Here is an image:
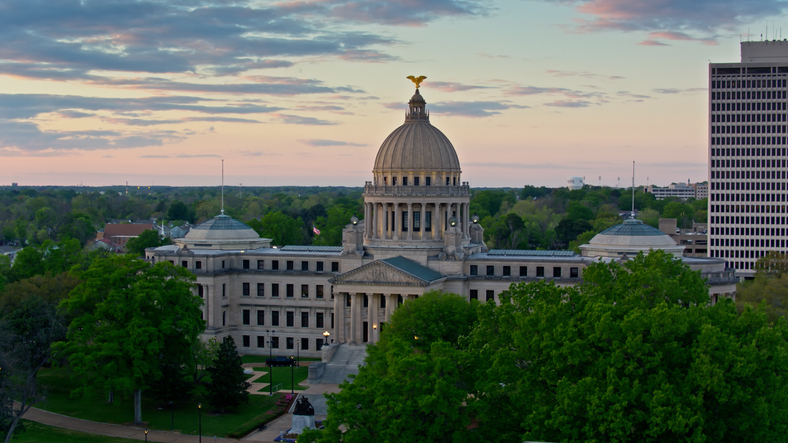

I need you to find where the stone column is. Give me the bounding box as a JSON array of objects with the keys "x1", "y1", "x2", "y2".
[
  {"x1": 349, "y1": 293, "x2": 361, "y2": 345},
  {"x1": 384, "y1": 204, "x2": 389, "y2": 239},
  {"x1": 364, "y1": 203, "x2": 370, "y2": 238},
  {"x1": 465, "y1": 202, "x2": 471, "y2": 238},
  {"x1": 419, "y1": 203, "x2": 426, "y2": 241},
  {"x1": 203, "y1": 284, "x2": 211, "y2": 327},
  {"x1": 370, "y1": 294, "x2": 380, "y2": 343},
  {"x1": 407, "y1": 203, "x2": 413, "y2": 240},
  {"x1": 394, "y1": 203, "x2": 401, "y2": 240},
  {"x1": 334, "y1": 293, "x2": 345, "y2": 343},
  {"x1": 385, "y1": 294, "x2": 396, "y2": 323}
]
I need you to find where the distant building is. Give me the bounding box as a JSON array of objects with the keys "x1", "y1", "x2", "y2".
[
  {"x1": 659, "y1": 218, "x2": 709, "y2": 257},
  {"x1": 646, "y1": 181, "x2": 706, "y2": 200},
  {"x1": 99, "y1": 221, "x2": 156, "y2": 250},
  {"x1": 709, "y1": 41, "x2": 788, "y2": 277}
]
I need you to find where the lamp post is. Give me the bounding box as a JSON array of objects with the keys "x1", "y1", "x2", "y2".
[
  {"x1": 291, "y1": 355, "x2": 295, "y2": 394},
  {"x1": 144, "y1": 429, "x2": 148, "y2": 443},
  {"x1": 296, "y1": 340, "x2": 300, "y2": 367},
  {"x1": 267, "y1": 329, "x2": 275, "y2": 396},
  {"x1": 197, "y1": 403, "x2": 202, "y2": 443},
  {"x1": 169, "y1": 401, "x2": 174, "y2": 431},
  {"x1": 323, "y1": 330, "x2": 330, "y2": 347}
]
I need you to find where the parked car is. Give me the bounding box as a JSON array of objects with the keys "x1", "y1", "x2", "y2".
[{"x1": 266, "y1": 356, "x2": 295, "y2": 367}]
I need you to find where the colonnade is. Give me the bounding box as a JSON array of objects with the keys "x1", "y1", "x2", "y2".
[
  {"x1": 363, "y1": 201, "x2": 471, "y2": 241},
  {"x1": 334, "y1": 292, "x2": 417, "y2": 345}
]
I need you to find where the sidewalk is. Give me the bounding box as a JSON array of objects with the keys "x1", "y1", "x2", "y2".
[
  {"x1": 242, "y1": 384, "x2": 340, "y2": 442},
  {"x1": 15, "y1": 402, "x2": 235, "y2": 442}
]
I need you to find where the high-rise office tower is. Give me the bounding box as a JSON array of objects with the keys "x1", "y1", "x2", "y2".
[{"x1": 709, "y1": 41, "x2": 788, "y2": 278}]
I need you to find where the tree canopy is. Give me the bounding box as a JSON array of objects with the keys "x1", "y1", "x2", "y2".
[
  {"x1": 205, "y1": 336, "x2": 250, "y2": 412},
  {"x1": 54, "y1": 256, "x2": 204, "y2": 424}
]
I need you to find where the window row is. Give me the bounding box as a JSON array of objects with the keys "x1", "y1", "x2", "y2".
[
  {"x1": 711, "y1": 90, "x2": 787, "y2": 100},
  {"x1": 711, "y1": 193, "x2": 788, "y2": 203},
  {"x1": 241, "y1": 309, "x2": 330, "y2": 329},
  {"x1": 342, "y1": 294, "x2": 400, "y2": 308},
  {"x1": 711, "y1": 136, "x2": 786, "y2": 146},
  {"x1": 380, "y1": 176, "x2": 461, "y2": 186},
  {"x1": 711, "y1": 246, "x2": 787, "y2": 259},
  {"x1": 711, "y1": 124, "x2": 786, "y2": 135},
  {"x1": 711, "y1": 113, "x2": 786, "y2": 123},
  {"x1": 711, "y1": 226, "x2": 786, "y2": 237},
  {"x1": 711, "y1": 79, "x2": 787, "y2": 89},
  {"x1": 709, "y1": 204, "x2": 787, "y2": 215},
  {"x1": 241, "y1": 282, "x2": 327, "y2": 299},
  {"x1": 711, "y1": 147, "x2": 787, "y2": 157},
  {"x1": 468, "y1": 264, "x2": 579, "y2": 279},
  {"x1": 240, "y1": 335, "x2": 326, "y2": 350},
  {"x1": 712, "y1": 102, "x2": 785, "y2": 112},
  {"x1": 712, "y1": 169, "x2": 786, "y2": 180},
  {"x1": 469, "y1": 289, "x2": 496, "y2": 302},
  {"x1": 711, "y1": 159, "x2": 788, "y2": 169},
  {"x1": 240, "y1": 259, "x2": 339, "y2": 273}
]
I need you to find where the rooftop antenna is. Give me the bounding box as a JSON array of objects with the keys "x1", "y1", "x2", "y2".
[
  {"x1": 221, "y1": 159, "x2": 225, "y2": 215},
  {"x1": 631, "y1": 161, "x2": 635, "y2": 219}
]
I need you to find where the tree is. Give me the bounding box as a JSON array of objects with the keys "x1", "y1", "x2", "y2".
[
  {"x1": 309, "y1": 292, "x2": 479, "y2": 442},
  {"x1": 205, "y1": 336, "x2": 250, "y2": 412},
  {"x1": 736, "y1": 252, "x2": 788, "y2": 322},
  {"x1": 125, "y1": 229, "x2": 172, "y2": 257},
  {"x1": 0, "y1": 296, "x2": 67, "y2": 443},
  {"x1": 467, "y1": 250, "x2": 788, "y2": 443},
  {"x1": 248, "y1": 211, "x2": 305, "y2": 246},
  {"x1": 167, "y1": 200, "x2": 194, "y2": 223},
  {"x1": 0, "y1": 272, "x2": 80, "y2": 318},
  {"x1": 54, "y1": 256, "x2": 204, "y2": 424}
]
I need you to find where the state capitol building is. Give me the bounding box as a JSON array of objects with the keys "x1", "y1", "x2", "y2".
[{"x1": 147, "y1": 85, "x2": 738, "y2": 357}]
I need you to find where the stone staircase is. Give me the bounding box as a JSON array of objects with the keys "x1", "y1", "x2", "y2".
[{"x1": 307, "y1": 344, "x2": 368, "y2": 385}]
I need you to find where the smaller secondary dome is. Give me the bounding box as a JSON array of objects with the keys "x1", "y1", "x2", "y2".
[
  {"x1": 185, "y1": 214, "x2": 260, "y2": 242},
  {"x1": 567, "y1": 176, "x2": 584, "y2": 190},
  {"x1": 373, "y1": 89, "x2": 461, "y2": 174},
  {"x1": 589, "y1": 219, "x2": 677, "y2": 247}
]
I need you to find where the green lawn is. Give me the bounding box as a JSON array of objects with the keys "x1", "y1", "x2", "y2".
[
  {"x1": 34, "y1": 365, "x2": 306, "y2": 437},
  {"x1": 249, "y1": 366, "x2": 310, "y2": 393},
  {"x1": 241, "y1": 355, "x2": 321, "y2": 364},
  {"x1": 14, "y1": 420, "x2": 138, "y2": 443}
]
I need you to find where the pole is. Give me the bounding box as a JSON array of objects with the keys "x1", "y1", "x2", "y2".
[
  {"x1": 144, "y1": 429, "x2": 148, "y2": 443},
  {"x1": 291, "y1": 355, "x2": 294, "y2": 394},
  {"x1": 297, "y1": 340, "x2": 300, "y2": 367},
  {"x1": 268, "y1": 330, "x2": 274, "y2": 396},
  {"x1": 169, "y1": 401, "x2": 174, "y2": 431},
  {"x1": 198, "y1": 403, "x2": 202, "y2": 443}
]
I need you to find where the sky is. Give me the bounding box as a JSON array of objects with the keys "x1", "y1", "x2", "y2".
[{"x1": 2, "y1": 0, "x2": 788, "y2": 188}]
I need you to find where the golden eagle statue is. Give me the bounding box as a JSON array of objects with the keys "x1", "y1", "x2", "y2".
[{"x1": 406, "y1": 75, "x2": 426, "y2": 89}]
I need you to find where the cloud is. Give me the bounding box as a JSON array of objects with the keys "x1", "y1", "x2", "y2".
[
  {"x1": 428, "y1": 81, "x2": 493, "y2": 92},
  {"x1": 544, "y1": 100, "x2": 595, "y2": 108},
  {"x1": 638, "y1": 40, "x2": 670, "y2": 46},
  {"x1": 272, "y1": 114, "x2": 337, "y2": 125},
  {"x1": 549, "y1": 0, "x2": 788, "y2": 42},
  {"x1": 326, "y1": 0, "x2": 486, "y2": 26},
  {"x1": 653, "y1": 87, "x2": 706, "y2": 94},
  {"x1": 546, "y1": 70, "x2": 624, "y2": 80},
  {"x1": 429, "y1": 101, "x2": 529, "y2": 117},
  {"x1": 299, "y1": 139, "x2": 366, "y2": 147}
]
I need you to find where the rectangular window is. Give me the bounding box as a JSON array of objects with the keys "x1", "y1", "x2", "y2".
[
  {"x1": 286, "y1": 337, "x2": 294, "y2": 349},
  {"x1": 553, "y1": 267, "x2": 562, "y2": 278},
  {"x1": 402, "y1": 211, "x2": 409, "y2": 231},
  {"x1": 413, "y1": 211, "x2": 420, "y2": 231},
  {"x1": 272, "y1": 310, "x2": 279, "y2": 326},
  {"x1": 570, "y1": 267, "x2": 579, "y2": 278},
  {"x1": 272, "y1": 283, "x2": 279, "y2": 297},
  {"x1": 221, "y1": 260, "x2": 225, "y2": 269},
  {"x1": 317, "y1": 261, "x2": 324, "y2": 272},
  {"x1": 301, "y1": 339, "x2": 309, "y2": 351},
  {"x1": 331, "y1": 312, "x2": 335, "y2": 329},
  {"x1": 197, "y1": 285, "x2": 203, "y2": 297},
  {"x1": 242, "y1": 335, "x2": 250, "y2": 347},
  {"x1": 222, "y1": 283, "x2": 226, "y2": 297},
  {"x1": 346, "y1": 294, "x2": 352, "y2": 307},
  {"x1": 519, "y1": 266, "x2": 527, "y2": 277},
  {"x1": 403, "y1": 176, "x2": 408, "y2": 186},
  {"x1": 286, "y1": 311, "x2": 294, "y2": 327},
  {"x1": 271, "y1": 337, "x2": 279, "y2": 349},
  {"x1": 257, "y1": 310, "x2": 265, "y2": 326},
  {"x1": 486, "y1": 290, "x2": 494, "y2": 302},
  {"x1": 287, "y1": 260, "x2": 294, "y2": 271},
  {"x1": 380, "y1": 295, "x2": 386, "y2": 309},
  {"x1": 195, "y1": 261, "x2": 202, "y2": 270},
  {"x1": 182, "y1": 260, "x2": 188, "y2": 268},
  {"x1": 426, "y1": 177, "x2": 431, "y2": 186},
  {"x1": 301, "y1": 284, "x2": 309, "y2": 298},
  {"x1": 301, "y1": 312, "x2": 309, "y2": 328},
  {"x1": 316, "y1": 338, "x2": 324, "y2": 349},
  {"x1": 287, "y1": 284, "x2": 294, "y2": 298},
  {"x1": 242, "y1": 282, "x2": 250, "y2": 296},
  {"x1": 486, "y1": 265, "x2": 495, "y2": 276},
  {"x1": 425, "y1": 211, "x2": 432, "y2": 231},
  {"x1": 257, "y1": 260, "x2": 264, "y2": 270},
  {"x1": 316, "y1": 285, "x2": 324, "y2": 299},
  {"x1": 470, "y1": 289, "x2": 478, "y2": 300},
  {"x1": 363, "y1": 295, "x2": 369, "y2": 308},
  {"x1": 536, "y1": 267, "x2": 545, "y2": 277},
  {"x1": 301, "y1": 261, "x2": 309, "y2": 271},
  {"x1": 332, "y1": 262, "x2": 339, "y2": 272},
  {"x1": 243, "y1": 259, "x2": 250, "y2": 269},
  {"x1": 257, "y1": 336, "x2": 265, "y2": 348},
  {"x1": 257, "y1": 283, "x2": 264, "y2": 297},
  {"x1": 503, "y1": 266, "x2": 511, "y2": 276},
  {"x1": 242, "y1": 309, "x2": 250, "y2": 325},
  {"x1": 470, "y1": 265, "x2": 478, "y2": 276},
  {"x1": 272, "y1": 260, "x2": 279, "y2": 270},
  {"x1": 414, "y1": 177, "x2": 420, "y2": 186},
  {"x1": 316, "y1": 312, "x2": 324, "y2": 328}
]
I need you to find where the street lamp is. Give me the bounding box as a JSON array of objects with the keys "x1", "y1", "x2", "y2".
[
  {"x1": 144, "y1": 429, "x2": 148, "y2": 443},
  {"x1": 267, "y1": 329, "x2": 275, "y2": 396},
  {"x1": 291, "y1": 355, "x2": 295, "y2": 394},
  {"x1": 296, "y1": 339, "x2": 300, "y2": 367},
  {"x1": 169, "y1": 401, "x2": 174, "y2": 431},
  {"x1": 323, "y1": 330, "x2": 330, "y2": 347},
  {"x1": 197, "y1": 403, "x2": 202, "y2": 443}
]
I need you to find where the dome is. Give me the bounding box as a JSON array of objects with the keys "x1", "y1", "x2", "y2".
[
  {"x1": 373, "y1": 89, "x2": 461, "y2": 174},
  {"x1": 580, "y1": 219, "x2": 684, "y2": 258},
  {"x1": 186, "y1": 214, "x2": 259, "y2": 241}
]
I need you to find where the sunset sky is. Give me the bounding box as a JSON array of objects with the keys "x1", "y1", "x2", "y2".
[{"x1": 2, "y1": 0, "x2": 787, "y2": 188}]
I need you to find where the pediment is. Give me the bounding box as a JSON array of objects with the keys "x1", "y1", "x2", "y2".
[{"x1": 331, "y1": 261, "x2": 433, "y2": 286}]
